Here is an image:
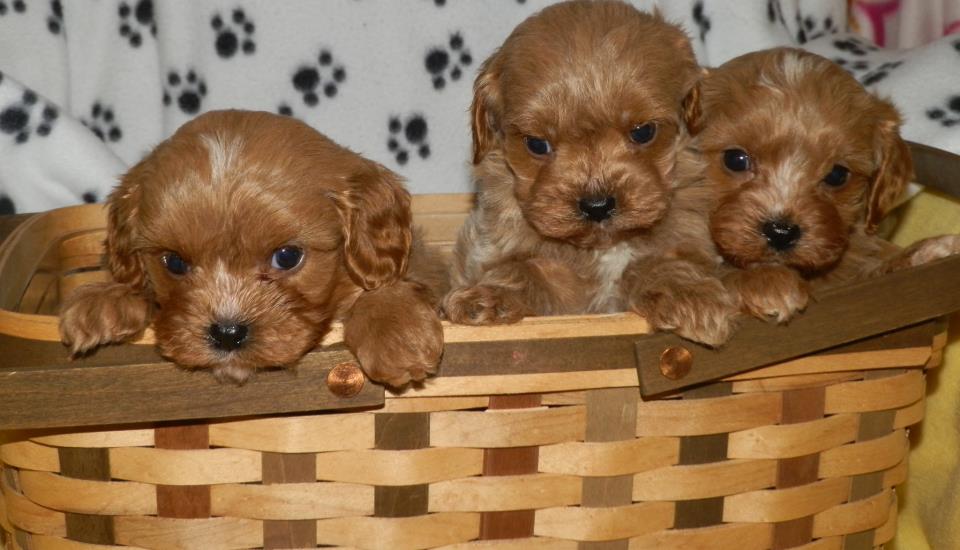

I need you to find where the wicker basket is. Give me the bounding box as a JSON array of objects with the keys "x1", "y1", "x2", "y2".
[{"x1": 1, "y1": 143, "x2": 959, "y2": 550}]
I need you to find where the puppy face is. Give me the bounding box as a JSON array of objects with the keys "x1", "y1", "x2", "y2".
[
  {"x1": 692, "y1": 48, "x2": 912, "y2": 273},
  {"x1": 472, "y1": 0, "x2": 700, "y2": 248},
  {"x1": 108, "y1": 110, "x2": 411, "y2": 382}
]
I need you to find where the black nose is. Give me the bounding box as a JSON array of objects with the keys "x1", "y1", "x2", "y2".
[
  {"x1": 578, "y1": 196, "x2": 616, "y2": 222},
  {"x1": 209, "y1": 323, "x2": 249, "y2": 351},
  {"x1": 761, "y1": 220, "x2": 803, "y2": 251}
]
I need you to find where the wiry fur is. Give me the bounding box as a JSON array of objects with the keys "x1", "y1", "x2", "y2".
[
  {"x1": 684, "y1": 48, "x2": 960, "y2": 322},
  {"x1": 59, "y1": 110, "x2": 445, "y2": 387},
  {"x1": 444, "y1": 0, "x2": 737, "y2": 346}
]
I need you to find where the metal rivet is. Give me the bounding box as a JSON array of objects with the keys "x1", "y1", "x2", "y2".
[
  {"x1": 659, "y1": 346, "x2": 693, "y2": 380},
  {"x1": 327, "y1": 362, "x2": 365, "y2": 398}
]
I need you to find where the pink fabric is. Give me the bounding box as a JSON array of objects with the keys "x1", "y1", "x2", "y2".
[{"x1": 853, "y1": 0, "x2": 960, "y2": 48}]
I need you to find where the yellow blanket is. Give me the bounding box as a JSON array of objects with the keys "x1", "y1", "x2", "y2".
[{"x1": 889, "y1": 189, "x2": 960, "y2": 550}]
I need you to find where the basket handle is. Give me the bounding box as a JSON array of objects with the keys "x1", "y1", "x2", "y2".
[{"x1": 635, "y1": 252, "x2": 960, "y2": 396}]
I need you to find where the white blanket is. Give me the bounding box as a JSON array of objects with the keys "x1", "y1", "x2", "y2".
[{"x1": 1, "y1": 0, "x2": 958, "y2": 214}]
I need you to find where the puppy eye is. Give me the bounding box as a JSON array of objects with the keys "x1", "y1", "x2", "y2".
[
  {"x1": 628, "y1": 123, "x2": 656, "y2": 144},
  {"x1": 822, "y1": 164, "x2": 850, "y2": 187},
  {"x1": 161, "y1": 252, "x2": 189, "y2": 276},
  {"x1": 524, "y1": 136, "x2": 552, "y2": 156},
  {"x1": 723, "y1": 149, "x2": 752, "y2": 172},
  {"x1": 271, "y1": 246, "x2": 304, "y2": 271}
]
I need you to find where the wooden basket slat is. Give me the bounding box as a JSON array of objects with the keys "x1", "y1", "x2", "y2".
[
  {"x1": 822, "y1": 370, "x2": 924, "y2": 414},
  {"x1": 111, "y1": 516, "x2": 262, "y2": 550},
  {"x1": 626, "y1": 522, "x2": 772, "y2": 550},
  {"x1": 108, "y1": 447, "x2": 262, "y2": 485},
  {"x1": 18, "y1": 471, "x2": 155, "y2": 517},
  {"x1": 313, "y1": 448, "x2": 484, "y2": 486},
  {"x1": 634, "y1": 392, "x2": 782, "y2": 437},
  {"x1": 631, "y1": 458, "x2": 777, "y2": 501},
  {"x1": 537, "y1": 437, "x2": 679, "y2": 477},
  {"x1": 810, "y1": 489, "x2": 892, "y2": 539},
  {"x1": 531, "y1": 501, "x2": 674, "y2": 542},
  {"x1": 437, "y1": 537, "x2": 578, "y2": 549},
  {"x1": 3, "y1": 482, "x2": 66, "y2": 537},
  {"x1": 892, "y1": 398, "x2": 925, "y2": 429},
  {"x1": 817, "y1": 430, "x2": 909, "y2": 479},
  {"x1": 207, "y1": 414, "x2": 375, "y2": 454},
  {"x1": 381, "y1": 395, "x2": 491, "y2": 413},
  {"x1": 730, "y1": 372, "x2": 863, "y2": 393},
  {"x1": 0, "y1": 442, "x2": 59, "y2": 473},
  {"x1": 31, "y1": 430, "x2": 154, "y2": 449},
  {"x1": 726, "y1": 413, "x2": 858, "y2": 460},
  {"x1": 312, "y1": 513, "x2": 481, "y2": 549},
  {"x1": 872, "y1": 495, "x2": 899, "y2": 546},
  {"x1": 721, "y1": 477, "x2": 849, "y2": 524},
  {"x1": 428, "y1": 474, "x2": 581, "y2": 513},
  {"x1": 209, "y1": 482, "x2": 374, "y2": 521},
  {"x1": 429, "y1": 407, "x2": 586, "y2": 449}
]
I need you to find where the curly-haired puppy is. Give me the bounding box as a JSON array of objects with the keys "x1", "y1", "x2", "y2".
[
  {"x1": 60, "y1": 110, "x2": 445, "y2": 387},
  {"x1": 684, "y1": 47, "x2": 960, "y2": 322},
  {"x1": 443, "y1": 0, "x2": 737, "y2": 346}
]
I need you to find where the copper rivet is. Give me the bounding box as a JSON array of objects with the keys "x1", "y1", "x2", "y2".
[
  {"x1": 327, "y1": 362, "x2": 365, "y2": 398},
  {"x1": 659, "y1": 346, "x2": 693, "y2": 380}
]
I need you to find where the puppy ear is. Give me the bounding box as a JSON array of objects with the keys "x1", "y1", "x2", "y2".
[
  {"x1": 471, "y1": 56, "x2": 503, "y2": 165},
  {"x1": 866, "y1": 109, "x2": 913, "y2": 233},
  {"x1": 105, "y1": 165, "x2": 148, "y2": 291},
  {"x1": 331, "y1": 164, "x2": 413, "y2": 290},
  {"x1": 681, "y1": 70, "x2": 708, "y2": 136}
]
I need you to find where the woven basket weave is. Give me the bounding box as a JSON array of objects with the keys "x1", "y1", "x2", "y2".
[
  {"x1": 2, "y1": 141, "x2": 960, "y2": 549},
  {"x1": 0, "y1": 350, "x2": 939, "y2": 549}
]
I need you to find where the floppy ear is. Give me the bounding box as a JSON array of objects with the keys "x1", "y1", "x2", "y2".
[
  {"x1": 331, "y1": 164, "x2": 413, "y2": 290},
  {"x1": 471, "y1": 56, "x2": 503, "y2": 165},
  {"x1": 104, "y1": 164, "x2": 148, "y2": 291},
  {"x1": 866, "y1": 110, "x2": 913, "y2": 233},
  {"x1": 681, "y1": 70, "x2": 707, "y2": 136}
]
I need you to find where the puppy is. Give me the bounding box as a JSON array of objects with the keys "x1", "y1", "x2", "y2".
[
  {"x1": 684, "y1": 47, "x2": 960, "y2": 322},
  {"x1": 59, "y1": 110, "x2": 445, "y2": 387},
  {"x1": 443, "y1": 0, "x2": 737, "y2": 346}
]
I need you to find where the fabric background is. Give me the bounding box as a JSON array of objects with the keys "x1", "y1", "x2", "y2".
[
  {"x1": 1, "y1": 0, "x2": 959, "y2": 213},
  {"x1": 1, "y1": 1, "x2": 959, "y2": 548}
]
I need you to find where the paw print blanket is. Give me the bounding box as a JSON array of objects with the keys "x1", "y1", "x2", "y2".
[{"x1": 0, "y1": 0, "x2": 959, "y2": 214}]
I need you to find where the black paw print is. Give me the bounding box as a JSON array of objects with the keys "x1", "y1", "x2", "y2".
[
  {"x1": 425, "y1": 33, "x2": 473, "y2": 90},
  {"x1": 212, "y1": 8, "x2": 255, "y2": 59},
  {"x1": 953, "y1": 39, "x2": 960, "y2": 53},
  {"x1": 47, "y1": 0, "x2": 63, "y2": 34},
  {"x1": 163, "y1": 70, "x2": 207, "y2": 115},
  {"x1": 0, "y1": 195, "x2": 15, "y2": 215},
  {"x1": 387, "y1": 115, "x2": 430, "y2": 166},
  {"x1": 118, "y1": 0, "x2": 156, "y2": 48},
  {"x1": 767, "y1": 0, "x2": 784, "y2": 25},
  {"x1": 82, "y1": 102, "x2": 123, "y2": 143},
  {"x1": 794, "y1": 12, "x2": 837, "y2": 44},
  {"x1": 429, "y1": 0, "x2": 447, "y2": 5},
  {"x1": 81, "y1": 191, "x2": 98, "y2": 203},
  {"x1": 692, "y1": 1, "x2": 711, "y2": 42},
  {"x1": 291, "y1": 50, "x2": 346, "y2": 106},
  {"x1": 0, "y1": 0, "x2": 26, "y2": 16},
  {"x1": 860, "y1": 60, "x2": 903, "y2": 86},
  {"x1": 277, "y1": 103, "x2": 294, "y2": 117},
  {"x1": 833, "y1": 37, "x2": 876, "y2": 57},
  {"x1": 927, "y1": 96, "x2": 960, "y2": 128},
  {"x1": 0, "y1": 89, "x2": 58, "y2": 144}
]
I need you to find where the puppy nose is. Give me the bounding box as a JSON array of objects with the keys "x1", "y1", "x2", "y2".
[
  {"x1": 209, "y1": 323, "x2": 249, "y2": 351},
  {"x1": 761, "y1": 220, "x2": 803, "y2": 251},
  {"x1": 578, "y1": 196, "x2": 616, "y2": 222}
]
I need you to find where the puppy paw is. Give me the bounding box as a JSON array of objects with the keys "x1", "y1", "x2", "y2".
[
  {"x1": 732, "y1": 266, "x2": 809, "y2": 323},
  {"x1": 59, "y1": 282, "x2": 153, "y2": 355},
  {"x1": 636, "y1": 278, "x2": 739, "y2": 347},
  {"x1": 901, "y1": 235, "x2": 960, "y2": 267},
  {"x1": 442, "y1": 285, "x2": 529, "y2": 325},
  {"x1": 345, "y1": 282, "x2": 444, "y2": 387}
]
